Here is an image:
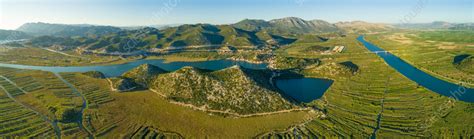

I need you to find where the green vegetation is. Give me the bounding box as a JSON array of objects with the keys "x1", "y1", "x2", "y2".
[
  {"x1": 455, "y1": 55, "x2": 473, "y2": 74},
  {"x1": 122, "y1": 64, "x2": 166, "y2": 87},
  {"x1": 52, "y1": 69, "x2": 314, "y2": 138},
  {"x1": 81, "y1": 71, "x2": 106, "y2": 79},
  {"x1": 0, "y1": 67, "x2": 87, "y2": 138},
  {"x1": 270, "y1": 56, "x2": 320, "y2": 69},
  {"x1": 366, "y1": 31, "x2": 474, "y2": 86},
  {"x1": 0, "y1": 87, "x2": 56, "y2": 138},
  {"x1": 0, "y1": 29, "x2": 31, "y2": 40},
  {"x1": 257, "y1": 34, "x2": 474, "y2": 138},
  {"x1": 0, "y1": 19, "x2": 472, "y2": 138},
  {"x1": 0, "y1": 46, "x2": 143, "y2": 66},
  {"x1": 416, "y1": 30, "x2": 474, "y2": 43},
  {"x1": 150, "y1": 66, "x2": 296, "y2": 114}
]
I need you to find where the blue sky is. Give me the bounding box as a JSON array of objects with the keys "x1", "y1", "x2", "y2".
[{"x1": 0, "y1": 0, "x2": 472, "y2": 29}]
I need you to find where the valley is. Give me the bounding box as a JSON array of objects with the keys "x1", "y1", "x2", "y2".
[{"x1": 0, "y1": 17, "x2": 473, "y2": 138}]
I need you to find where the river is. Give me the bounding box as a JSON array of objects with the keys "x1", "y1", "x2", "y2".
[
  {"x1": 0, "y1": 59, "x2": 333, "y2": 103},
  {"x1": 357, "y1": 35, "x2": 474, "y2": 103}
]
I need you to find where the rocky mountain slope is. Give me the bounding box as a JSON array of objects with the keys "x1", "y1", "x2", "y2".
[
  {"x1": 150, "y1": 66, "x2": 296, "y2": 114},
  {"x1": 334, "y1": 21, "x2": 393, "y2": 33},
  {"x1": 19, "y1": 17, "x2": 394, "y2": 53},
  {"x1": 233, "y1": 17, "x2": 340, "y2": 34},
  {"x1": 113, "y1": 64, "x2": 296, "y2": 114}
]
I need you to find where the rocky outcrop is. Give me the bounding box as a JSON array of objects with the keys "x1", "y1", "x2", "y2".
[{"x1": 150, "y1": 66, "x2": 296, "y2": 114}]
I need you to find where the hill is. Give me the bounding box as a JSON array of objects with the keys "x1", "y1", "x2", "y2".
[
  {"x1": 149, "y1": 66, "x2": 296, "y2": 114},
  {"x1": 122, "y1": 64, "x2": 167, "y2": 87},
  {"x1": 454, "y1": 55, "x2": 474, "y2": 74},
  {"x1": 47, "y1": 24, "x2": 297, "y2": 53},
  {"x1": 20, "y1": 18, "x2": 395, "y2": 53},
  {"x1": 0, "y1": 29, "x2": 32, "y2": 41},
  {"x1": 303, "y1": 61, "x2": 359, "y2": 78}
]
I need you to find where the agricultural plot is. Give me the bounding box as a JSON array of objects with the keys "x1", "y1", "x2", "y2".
[
  {"x1": 0, "y1": 67, "x2": 90, "y2": 138},
  {"x1": 129, "y1": 126, "x2": 183, "y2": 139},
  {"x1": 60, "y1": 73, "x2": 114, "y2": 108},
  {"x1": 367, "y1": 31, "x2": 474, "y2": 87},
  {"x1": 0, "y1": 70, "x2": 57, "y2": 138},
  {"x1": 0, "y1": 89, "x2": 57, "y2": 138},
  {"x1": 258, "y1": 35, "x2": 474, "y2": 138},
  {"x1": 58, "y1": 73, "x2": 121, "y2": 137}
]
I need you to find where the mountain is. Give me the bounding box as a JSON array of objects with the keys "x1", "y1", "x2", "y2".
[
  {"x1": 17, "y1": 22, "x2": 123, "y2": 37},
  {"x1": 269, "y1": 17, "x2": 339, "y2": 34},
  {"x1": 449, "y1": 23, "x2": 474, "y2": 31},
  {"x1": 233, "y1": 17, "x2": 340, "y2": 35},
  {"x1": 232, "y1": 19, "x2": 272, "y2": 31},
  {"x1": 334, "y1": 21, "x2": 392, "y2": 33},
  {"x1": 22, "y1": 18, "x2": 395, "y2": 53},
  {"x1": 394, "y1": 21, "x2": 455, "y2": 29},
  {"x1": 149, "y1": 66, "x2": 296, "y2": 114},
  {"x1": 0, "y1": 29, "x2": 32, "y2": 41},
  {"x1": 27, "y1": 35, "x2": 87, "y2": 48},
  {"x1": 69, "y1": 24, "x2": 298, "y2": 53}
]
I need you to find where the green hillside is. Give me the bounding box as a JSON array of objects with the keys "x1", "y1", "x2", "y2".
[{"x1": 150, "y1": 66, "x2": 296, "y2": 115}]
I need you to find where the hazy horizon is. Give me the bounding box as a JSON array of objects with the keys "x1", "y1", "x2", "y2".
[{"x1": 1, "y1": 0, "x2": 473, "y2": 30}]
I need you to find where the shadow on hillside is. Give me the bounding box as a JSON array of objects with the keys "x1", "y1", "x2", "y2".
[{"x1": 453, "y1": 54, "x2": 471, "y2": 65}]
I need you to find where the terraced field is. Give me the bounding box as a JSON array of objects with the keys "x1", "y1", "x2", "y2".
[
  {"x1": 366, "y1": 31, "x2": 474, "y2": 87},
  {"x1": 0, "y1": 68, "x2": 58, "y2": 138},
  {"x1": 258, "y1": 35, "x2": 474, "y2": 138},
  {"x1": 0, "y1": 67, "x2": 93, "y2": 138},
  {"x1": 60, "y1": 73, "x2": 115, "y2": 108},
  {"x1": 58, "y1": 73, "x2": 119, "y2": 137},
  {"x1": 0, "y1": 33, "x2": 472, "y2": 138},
  {"x1": 129, "y1": 126, "x2": 183, "y2": 139},
  {"x1": 0, "y1": 88, "x2": 57, "y2": 138},
  {"x1": 55, "y1": 71, "x2": 315, "y2": 138}
]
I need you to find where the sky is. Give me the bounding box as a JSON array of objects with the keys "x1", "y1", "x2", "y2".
[{"x1": 0, "y1": 0, "x2": 472, "y2": 30}]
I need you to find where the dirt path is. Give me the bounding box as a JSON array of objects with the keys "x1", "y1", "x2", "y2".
[
  {"x1": 370, "y1": 76, "x2": 390, "y2": 139},
  {"x1": 148, "y1": 88, "x2": 310, "y2": 118},
  {"x1": 0, "y1": 75, "x2": 28, "y2": 93},
  {"x1": 53, "y1": 73, "x2": 94, "y2": 138},
  {"x1": 42, "y1": 48, "x2": 84, "y2": 58}
]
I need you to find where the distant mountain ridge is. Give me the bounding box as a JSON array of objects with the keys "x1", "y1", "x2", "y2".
[
  {"x1": 233, "y1": 17, "x2": 341, "y2": 35},
  {"x1": 13, "y1": 17, "x2": 395, "y2": 53},
  {"x1": 392, "y1": 21, "x2": 469, "y2": 29},
  {"x1": 334, "y1": 21, "x2": 393, "y2": 33},
  {"x1": 17, "y1": 22, "x2": 123, "y2": 37}
]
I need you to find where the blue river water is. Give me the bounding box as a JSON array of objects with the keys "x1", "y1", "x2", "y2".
[
  {"x1": 357, "y1": 36, "x2": 474, "y2": 103},
  {"x1": 0, "y1": 59, "x2": 268, "y2": 77},
  {"x1": 276, "y1": 78, "x2": 333, "y2": 103},
  {"x1": 0, "y1": 59, "x2": 333, "y2": 102}
]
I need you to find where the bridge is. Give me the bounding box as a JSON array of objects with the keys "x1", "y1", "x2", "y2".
[{"x1": 373, "y1": 51, "x2": 389, "y2": 54}]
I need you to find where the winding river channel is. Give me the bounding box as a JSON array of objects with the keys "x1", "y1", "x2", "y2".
[
  {"x1": 0, "y1": 59, "x2": 332, "y2": 102},
  {"x1": 358, "y1": 35, "x2": 474, "y2": 103}
]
